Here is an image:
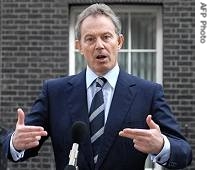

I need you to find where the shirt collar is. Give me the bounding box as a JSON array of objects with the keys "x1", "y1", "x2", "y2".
[{"x1": 86, "y1": 64, "x2": 120, "y2": 89}]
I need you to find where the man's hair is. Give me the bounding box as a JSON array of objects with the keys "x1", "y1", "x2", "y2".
[{"x1": 75, "y1": 3, "x2": 122, "y2": 40}]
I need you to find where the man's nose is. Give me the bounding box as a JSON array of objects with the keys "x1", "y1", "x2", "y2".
[{"x1": 95, "y1": 38, "x2": 104, "y2": 49}]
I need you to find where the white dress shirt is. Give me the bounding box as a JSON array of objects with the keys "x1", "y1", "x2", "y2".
[{"x1": 86, "y1": 64, "x2": 119, "y2": 123}]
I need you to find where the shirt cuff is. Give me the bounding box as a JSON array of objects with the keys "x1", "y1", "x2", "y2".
[
  {"x1": 150, "y1": 134, "x2": 170, "y2": 165},
  {"x1": 10, "y1": 132, "x2": 25, "y2": 161}
]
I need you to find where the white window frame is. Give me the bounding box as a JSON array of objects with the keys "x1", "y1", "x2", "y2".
[{"x1": 69, "y1": 5, "x2": 162, "y2": 85}]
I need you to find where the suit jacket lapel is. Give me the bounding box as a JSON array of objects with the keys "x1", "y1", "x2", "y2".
[
  {"x1": 96, "y1": 71, "x2": 137, "y2": 169},
  {"x1": 65, "y1": 70, "x2": 94, "y2": 170}
]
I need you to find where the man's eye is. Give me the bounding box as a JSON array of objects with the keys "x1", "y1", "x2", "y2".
[
  {"x1": 104, "y1": 35, "x2": 111, "y2": 40},
  {"x1": 103, "y1": 34, "x2": 113, "y2": 41},
  {"x1": 85, "y1": 37, "x2": 94, "y2": 42}
]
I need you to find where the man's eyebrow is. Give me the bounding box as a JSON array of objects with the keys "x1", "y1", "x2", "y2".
[
  {"x1": 84, "y1": 31, "x2": 113, "y2": 36},
  {"x1": 84, "y1": 33, "x2": 94, "y2": 37},
  {"x1": 103, "y1": 32, "x2": 112, "y2": 35}
]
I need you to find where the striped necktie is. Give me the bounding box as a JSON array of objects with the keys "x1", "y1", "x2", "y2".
[{"x1": 89, "y1": 77, "x2": 107, "y2": 164}]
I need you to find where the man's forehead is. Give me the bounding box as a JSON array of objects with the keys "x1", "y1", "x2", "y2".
[
  {"x1": 83, "y1": 31, "x2": 114, "y2": 37},
  {"x1": 81, "y1": 15, "x2": 114, "y2": 27},
  {"x1": 80, "y1": 15, "x2": 116, "y2": 36}
]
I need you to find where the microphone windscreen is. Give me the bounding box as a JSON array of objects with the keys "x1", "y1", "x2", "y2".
[{"x1": 72, "y1": 121, "x2": 88, "y2": 143}]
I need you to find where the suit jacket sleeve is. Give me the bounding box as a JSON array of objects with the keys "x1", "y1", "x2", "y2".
[
  {"x1": 151, "y1": 83, "x2": 192, "y2": 169},
  {"x1": 3, "y1": 80, "x2": 50, "y2": 162}
]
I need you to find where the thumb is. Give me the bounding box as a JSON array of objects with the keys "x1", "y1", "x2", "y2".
[
  {"x1": 146, "y1": 115, "x2": 160, "y2": 131},
  {"x1": 17, "y1": 108, "x2": 25, "y2": 126}
]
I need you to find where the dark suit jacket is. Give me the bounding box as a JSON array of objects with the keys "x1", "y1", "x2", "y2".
[{"x1": 3, "y1": 69, "x2": 192, "y2": 170}]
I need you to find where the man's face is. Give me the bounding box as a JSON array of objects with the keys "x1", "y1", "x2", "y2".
[{"x1": 76, "y1": 15, "x2": 124, "y2": 76}]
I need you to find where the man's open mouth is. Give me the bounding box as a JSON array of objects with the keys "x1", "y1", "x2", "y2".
[{"x1": 96, "y1": 55, "x2": 107, "y2": 59}]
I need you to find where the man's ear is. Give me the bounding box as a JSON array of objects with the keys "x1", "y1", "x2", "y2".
[
  {"x1": 75, "y1": 40, "x2": 83, "y2": 55},
  {"x1": 118, "y1": 34, "x2": 124, "y2": 50},
  {"x1": 75, "y1": 40, "x2": 80, "y2": 50}
]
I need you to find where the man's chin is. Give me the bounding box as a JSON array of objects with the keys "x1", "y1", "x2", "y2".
[{"x1": 94, "y1": 67, "x2": 110, "y2": 76}]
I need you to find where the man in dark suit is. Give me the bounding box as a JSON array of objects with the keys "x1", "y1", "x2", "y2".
[{"x1": 3, "y1": 3, "x2": 192, "y2": 170}]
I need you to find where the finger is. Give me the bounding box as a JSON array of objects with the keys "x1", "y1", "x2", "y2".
[
  {"x1": 27, "y1": 131, "x2": 47, "y2": 138},
  {"x1": 16, "y1": 130, "x2": 48, "y2": 139},
  {"x1": 15, "y1": 136, "x2": 40, "y2": 144},
  {"x1": 17, "y1": 108, "x2": 25, "y2": 126},
  {"x1": 20, "y1": 140, "x2": 40, "y2": 150},
  {"x1": 35, "y1": 136, "x2": 41, "y2": 140},
  {"x1": 121, "y1": 128, "x2": 148, "y2": 136},
  {"x1": 146, "y1": 115, "x2": 159, "y2": 130},
  {"x1": 133, "y1": 142, "x2": 148, "y2": 153},
  {"x1": 119, "y1": 128, "x2": 148, "y2": 139},
  {"x1": 17, "y1": 126, "x2": 46, "y2": 133},
  {"x1": 13, "y1": 135, "x2": 41, "y2": 150}
]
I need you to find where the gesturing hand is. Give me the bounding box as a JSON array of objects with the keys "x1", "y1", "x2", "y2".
[
  {"x1": 119, "y1": 115, "x2": 164, "y2": 154},
  {"x1": 12, "y1": 108, "x2": 48, "y2": 151}
]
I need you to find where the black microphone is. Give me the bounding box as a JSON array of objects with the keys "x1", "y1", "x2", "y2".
[{"x1": 64, "y1": 121, "x2": 88, "y2": 170}]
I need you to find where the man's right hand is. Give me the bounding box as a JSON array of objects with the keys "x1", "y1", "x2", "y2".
[{"x1": 12, "y1": 108, "x2": 48, "y2": 151}]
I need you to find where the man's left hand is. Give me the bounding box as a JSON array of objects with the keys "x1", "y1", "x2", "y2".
[{"x1": 119, "y1": 115, "x2": 164, "y2": 154}]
